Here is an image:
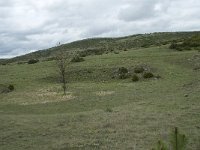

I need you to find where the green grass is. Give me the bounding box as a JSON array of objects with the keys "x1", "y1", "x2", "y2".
[{"x1": 0, "y1": 46, "x2": 200, "y2": 150}]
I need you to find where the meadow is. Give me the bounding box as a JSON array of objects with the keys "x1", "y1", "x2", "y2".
[{"x1": 0, "y1": 45, "x2": 200, "y2": 149}]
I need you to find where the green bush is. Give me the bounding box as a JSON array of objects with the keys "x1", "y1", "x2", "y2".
[
  {"x1": 0, "y1": 84, "x2": 14, "y2": 93},
  {"x1": 117, "y1": 67, "x2": 129, "y2": 79},
  {"x1": 79, "y1": 53, "x2": 87, "y2": 57},
  {"x1": 8, "y1": 85, "x2": 14, "y2": 91},
  {"x1": 118, "y1": 67, "x2": 128, "y2": 74},
  {"x1": 71, "y1": 55, "x2": 85, "y2": 62},
  {"x1": 119, "y1": 73, "x2": 128, "y2": 79},
  {"x1": 132, "y1": 74, "x2": 139, "y2": 82},
  {"x1": 143, "y1": 72, "x2": 154, "y2": 78},
  {"x1": 169, "y1": 42, "x2": 178, "y2": 49},
  {"x1": 114, "y1": 51, "x2": 119, "y2": 54},
  {"x1": 28, "y1": 59, "x2": 39, "y2": 64},
  {"x1": 134, "y1": 66, "x2": 144, "y2": 73},
  {"x1": 105, "y1": 108, "x2": 113, "y2": 112}
]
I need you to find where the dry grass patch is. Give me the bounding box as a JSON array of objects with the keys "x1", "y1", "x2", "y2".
[
  {"x1": 20, "y1": 88, "x2": 76, "y2": 105},
  {"x1": 95, "y1": 91, "x2": 115, "y2": 96}
]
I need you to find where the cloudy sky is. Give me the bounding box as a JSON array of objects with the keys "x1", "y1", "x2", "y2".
[{"x1": 0, "y1": 0, "x2": 200, "y2": 58}]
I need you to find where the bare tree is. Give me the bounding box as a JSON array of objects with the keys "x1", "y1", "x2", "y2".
[{"x1": 56, "y1": 52, "x2": 68, "y2": 95}]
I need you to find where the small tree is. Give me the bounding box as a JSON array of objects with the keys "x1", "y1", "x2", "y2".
[
  {"x1": 56, "y1": 52, "x2": 68, "y2": 95},
  {"x1": 171, "y1": 127, "x2": 187, "y2": 150},
  {"x1": 152, "y1": 127, "x2": 187, "y2": 150}
]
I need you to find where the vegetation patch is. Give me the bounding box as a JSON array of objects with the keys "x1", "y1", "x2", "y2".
[
  {"x1": 132, "y1": 74, "x2": 139, "y2": 82},
  {"x1": 105, "y1": 107, "x2": 113, "y2": 112},
  {"x1": 8, "y1": 85, "x2": 14, "y2": 91},
  {"x1": 143, "y1": 72, "x2": 154, "y2": 78},
  {"x1": 117, "y1": 67, "x2": 129, "y2": 79},
  {"x1": 0, "y1": 84, "x2": 14, "y2": 94},
  {"x1": 169, "y1": 35, "x2": 200, "y2": 51},
  {"x1": 28, "y1": 59, "x2": 39, "y2": 64},
  {"x1": 70, "y1": 55, "x2": 85, "y2": 62},
  {"x1": 134, "y1": 66, "x2": 145, "y2": 73}
]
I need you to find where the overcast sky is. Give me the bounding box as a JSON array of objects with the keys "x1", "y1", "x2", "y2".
[{"x1": 0, "y1": 0, "x2": 200, "y2": 58}]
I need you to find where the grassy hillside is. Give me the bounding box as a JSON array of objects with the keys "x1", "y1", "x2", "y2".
[
  {"x1": 0, "y1": 43, "x2": 200, "y2": 149},
  {"x1": 2, "y1": 31, "x2": 200, "y2": 64}
]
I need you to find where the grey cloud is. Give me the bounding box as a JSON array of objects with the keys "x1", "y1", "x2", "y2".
[
  {"x1": 118, "y1": 0, "x2": 159, "y2": 21},
  {"x1": 0, "y1": 0, "x2": 200, "y2": 58}
]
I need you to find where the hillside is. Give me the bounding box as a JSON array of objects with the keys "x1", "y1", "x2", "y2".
[
  {"x1": 0, "y1": 32, "x2": 200, "y2": 150},
  {"x1": 2, "y1": 31, "x2": 200, "y2": 64}
]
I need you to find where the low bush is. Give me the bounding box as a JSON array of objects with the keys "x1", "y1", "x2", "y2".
[
  {"x1": 143, "y1": 72, "x2": 154, "y2": 78},
  {"x1": 119, "y1": 73, "x2": 128, "y2": 79},
  {"x1": 134, "y1": 66, "x2": 144, "y2": 73},
  {"x1": 71, "y1": 55, "x2": 85, "y2": 62},
  {"x1": 28, "y1": 59, "x2": 39, "y2": 64},
  {"x1": 169, "y1": 42, "x2": 178, "y2": 49},
  {"x1": 105, "y1": 108, "x2": 113, "y2": 112},
  {"x1": 79, "y1": 52, "x2": 87, "y2": 57},
  {"x1": 114, "y1": 51, "x2": 119, "y2": 54},
  {"x1": 118, "y1": 67, "x2": 129, "y2": 79},
  {"x1": 8, "y1": 85, "x2": 14, "y2": 91},
  {"x1": 0, "y1": 84, "x2": 14, "y2": 94},
  {"x1": 132, "y1": 74, "x2": 139, "y2": 82},
  {"x1": 118, "y1": 67, "x2": 128, "y2": 74}
]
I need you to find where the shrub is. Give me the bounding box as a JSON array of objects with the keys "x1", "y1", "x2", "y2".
[
  {"x1": 118, "y1": 67, "x2": 129, "y2": 79},
  {"x1": 134, "y1": 66, "x2": 144, "y2": 73},
  {"x1": 28, "y1": 59, "x2": 39, "y2": 64},
  {"x1": 176, "y1": 47, "x2": 183, "y2": 51},
  {"x1": 105, "y1": 108, "x2": 113, "y2": 112},
  {"x1": 78, "y1": 51, "x2": 88, "y2": 57},
  {"x1": 141, "y1": 44, "x2": 150, "y2": 48},
  {"x1": 17, "y1": 62, "x2": 23, "y2": 64},
  {"x1": 1, "y1": 85, "x2": 14, "y2": 93},
  {"x1": 79, "y1": 53, "x2": 87, "y2": 57},
  {"x1": 169, "y1": 43, "x2": 177, "y2": 49},
  {"x1": 118, "y1": 67, "x2": 128, "y2": 74},
  {"x1": 71, "y1": 55, "x2": 85, "y2": 62},
  {"x1": 8, "y1": 85, "x2": 14, "y2": 91},
  {"x1": 114, "y1": 51, "x2": 119, "y2": 54},
  {"x1": 143, "y1": 72, "x2": 154, "y2": 78},
  {"x1": 45, "y1": 57, "x2": 56, "y2": 61},
  {"x1": 132, "y1": 74, "x2": 139, "y2": 82},
  {"x1": 119, "y1": 73, "x2": 128, "y2": 79}
]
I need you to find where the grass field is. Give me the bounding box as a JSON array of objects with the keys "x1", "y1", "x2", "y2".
[{"x1": 0, "y1": 46, "x2": 200, "y2": 149}]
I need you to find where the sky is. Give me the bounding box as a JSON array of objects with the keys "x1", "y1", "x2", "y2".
[{"x1": 0, "y1": 0, "x2": 200, "y2": 58}]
